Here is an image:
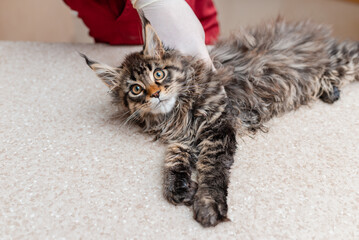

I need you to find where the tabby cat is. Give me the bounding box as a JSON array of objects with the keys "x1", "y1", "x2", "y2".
[{"x1": 81, "y1": 16, "x2": 359, "y2": 227}]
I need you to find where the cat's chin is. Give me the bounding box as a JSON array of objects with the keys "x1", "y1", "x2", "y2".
[{"x1": 150, "y1": 95, "x2": 177, "y2": 115}]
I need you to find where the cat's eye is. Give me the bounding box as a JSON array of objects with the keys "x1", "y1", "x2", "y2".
[
  {"x1": 131, "y1": 84, "x2": 143, "y2": 95},
  {"x1": 153, "y1": 69, "x2": 165, "y2": 80}
]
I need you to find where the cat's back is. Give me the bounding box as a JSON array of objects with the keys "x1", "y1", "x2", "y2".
[
  {"x1": 210, "y1": 18, "x2": 333, "y2": 71},
  {"x1": 210, "y1": 18, "x2": 336, "y2": 128}
]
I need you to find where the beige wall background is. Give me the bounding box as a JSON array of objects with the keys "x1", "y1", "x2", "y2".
[
  {"x1": 0, "y1": 0, "x2": 358, "y2": 43},
  {"x1": 0, "y1": 0, "x2": 92, "y2": 43},
  {"x1": 216, "y1": 0, "x2": 359, "y2": 40}
]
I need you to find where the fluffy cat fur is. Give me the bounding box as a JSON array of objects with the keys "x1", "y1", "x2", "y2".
[{"x1": 81, "y1": 16, "x2": 359, "y2": 227}]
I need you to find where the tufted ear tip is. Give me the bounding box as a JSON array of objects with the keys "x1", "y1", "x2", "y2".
[
  {"x1": 137, "y1": 9, "x2": 151, "y2": 27},
  {"x1": 137, "y1": 10, "x2": 164, "y2": 58},
  {"x1": 78, "y1": 52, "x2": 97, "y2": 68},
  {"x1": 143, "y1": 24, "x2": 164, "y2": 58},
  {"x1": 78, "y1": 51, "x2": 119, "y2": 88}
]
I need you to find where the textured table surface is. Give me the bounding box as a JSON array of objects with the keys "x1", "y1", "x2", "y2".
[{"x1": 0, "y1": 41, "x2": 359, "y2": 239}]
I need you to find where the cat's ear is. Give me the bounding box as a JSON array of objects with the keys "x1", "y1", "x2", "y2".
[
  {"x1": 139, "y1": 11, "x2": 164, "y2": 58},
  {"x1": 79, "y1": 53, "x2": 119, "y2": 88}
]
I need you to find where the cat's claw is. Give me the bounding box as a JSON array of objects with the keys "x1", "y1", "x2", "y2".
[
  {"x1": 164, "y1": 173, "x2": 198, "y2": 206},
  {"x1": 193, "y1": 189, "x2": 230, "y2": 227}
]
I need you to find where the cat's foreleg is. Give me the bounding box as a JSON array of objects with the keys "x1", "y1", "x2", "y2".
[
  {"x1": 163, "y1": 143, "x2": 198, "y2": 206},
  {"x1": 193, "y1": 122, "x2": 236, "y2": 227}
]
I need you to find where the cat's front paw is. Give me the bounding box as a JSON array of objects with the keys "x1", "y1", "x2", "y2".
[
  {"x1": 193, "y1": 188, "x2": 230, "y2": 227},
  {"x1": 163, "y1": 171, "x2": 198, "y2": 206}
]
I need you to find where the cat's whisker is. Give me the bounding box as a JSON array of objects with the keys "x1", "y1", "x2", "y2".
[
  {"x1": 111, "y1": 110, "x2": 131, "y2": 120},
  {"x1": 120, "y1": 107, "x2": 144, "y2": 128}
]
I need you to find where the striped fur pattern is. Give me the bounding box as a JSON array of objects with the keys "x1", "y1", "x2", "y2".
[{"x1": 82, "y1": 18, "x2": 359, "y2": 227}]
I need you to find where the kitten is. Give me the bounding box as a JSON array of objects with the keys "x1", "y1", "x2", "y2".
[{"x1": 81, "y1": 16, "x2": 359, "y2": 227}]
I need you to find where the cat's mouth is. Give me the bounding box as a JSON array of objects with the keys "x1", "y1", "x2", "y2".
[{"x1": 150, "y1": 95, "x2": 177, "y2": 115}]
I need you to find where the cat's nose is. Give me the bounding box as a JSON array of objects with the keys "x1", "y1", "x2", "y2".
[{"x1": 151, "y1": 90, "x2": 161, "y2": 98}]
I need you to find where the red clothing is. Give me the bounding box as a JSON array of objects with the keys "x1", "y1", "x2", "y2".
[{"x1": 64, "y1": 0, "x2": 219, "y2": 45}]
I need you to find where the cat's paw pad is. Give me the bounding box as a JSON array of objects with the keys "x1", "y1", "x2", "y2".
[
  {"x1": 193, "y1": 190, "x2": 229, "y2": 227},
  {"x1": 164, "y1": 172, "x2": 198, "y2": 206}
]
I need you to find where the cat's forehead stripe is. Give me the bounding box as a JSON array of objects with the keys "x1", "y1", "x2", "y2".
[
  {"x1": 142, "y1": 75, "x2": 155, "y2": 87},
  {"x1": 164, "y1": 65, "x2": 181, "y2": 71},
  {"x1": 146, "y1": 63, "x2": 152, "y2": 71}
]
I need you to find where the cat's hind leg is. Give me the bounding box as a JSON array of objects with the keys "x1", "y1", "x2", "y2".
[
  {"x1": 319, "y1": 66, "x2": 342, "y2": 104},
  {"x1": 320, "y1": 40, "x2": 359, "y2": 104},
  {"x1": 163, "y1": 143, "x2": 198, "y2": 206},
  {"x1": 319, "y1": 85, "x2": 341, "y2": 104}
]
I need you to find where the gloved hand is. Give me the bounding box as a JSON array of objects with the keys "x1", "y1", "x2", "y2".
[{"x1": 132, "y1": 0, "x2": 213, "y2": 67}]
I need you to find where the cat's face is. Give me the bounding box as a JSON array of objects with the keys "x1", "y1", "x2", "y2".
[
  {"x1": 116, "y1": 50, "x2": 186, "y2": 115},
  {"x1": 82, "y1": 22, "x2": 189, "y2": 116}
]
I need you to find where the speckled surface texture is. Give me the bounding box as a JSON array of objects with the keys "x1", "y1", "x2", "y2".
[{"x1": 0, "y1": 41, "x2": 358, "y2": 239}]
